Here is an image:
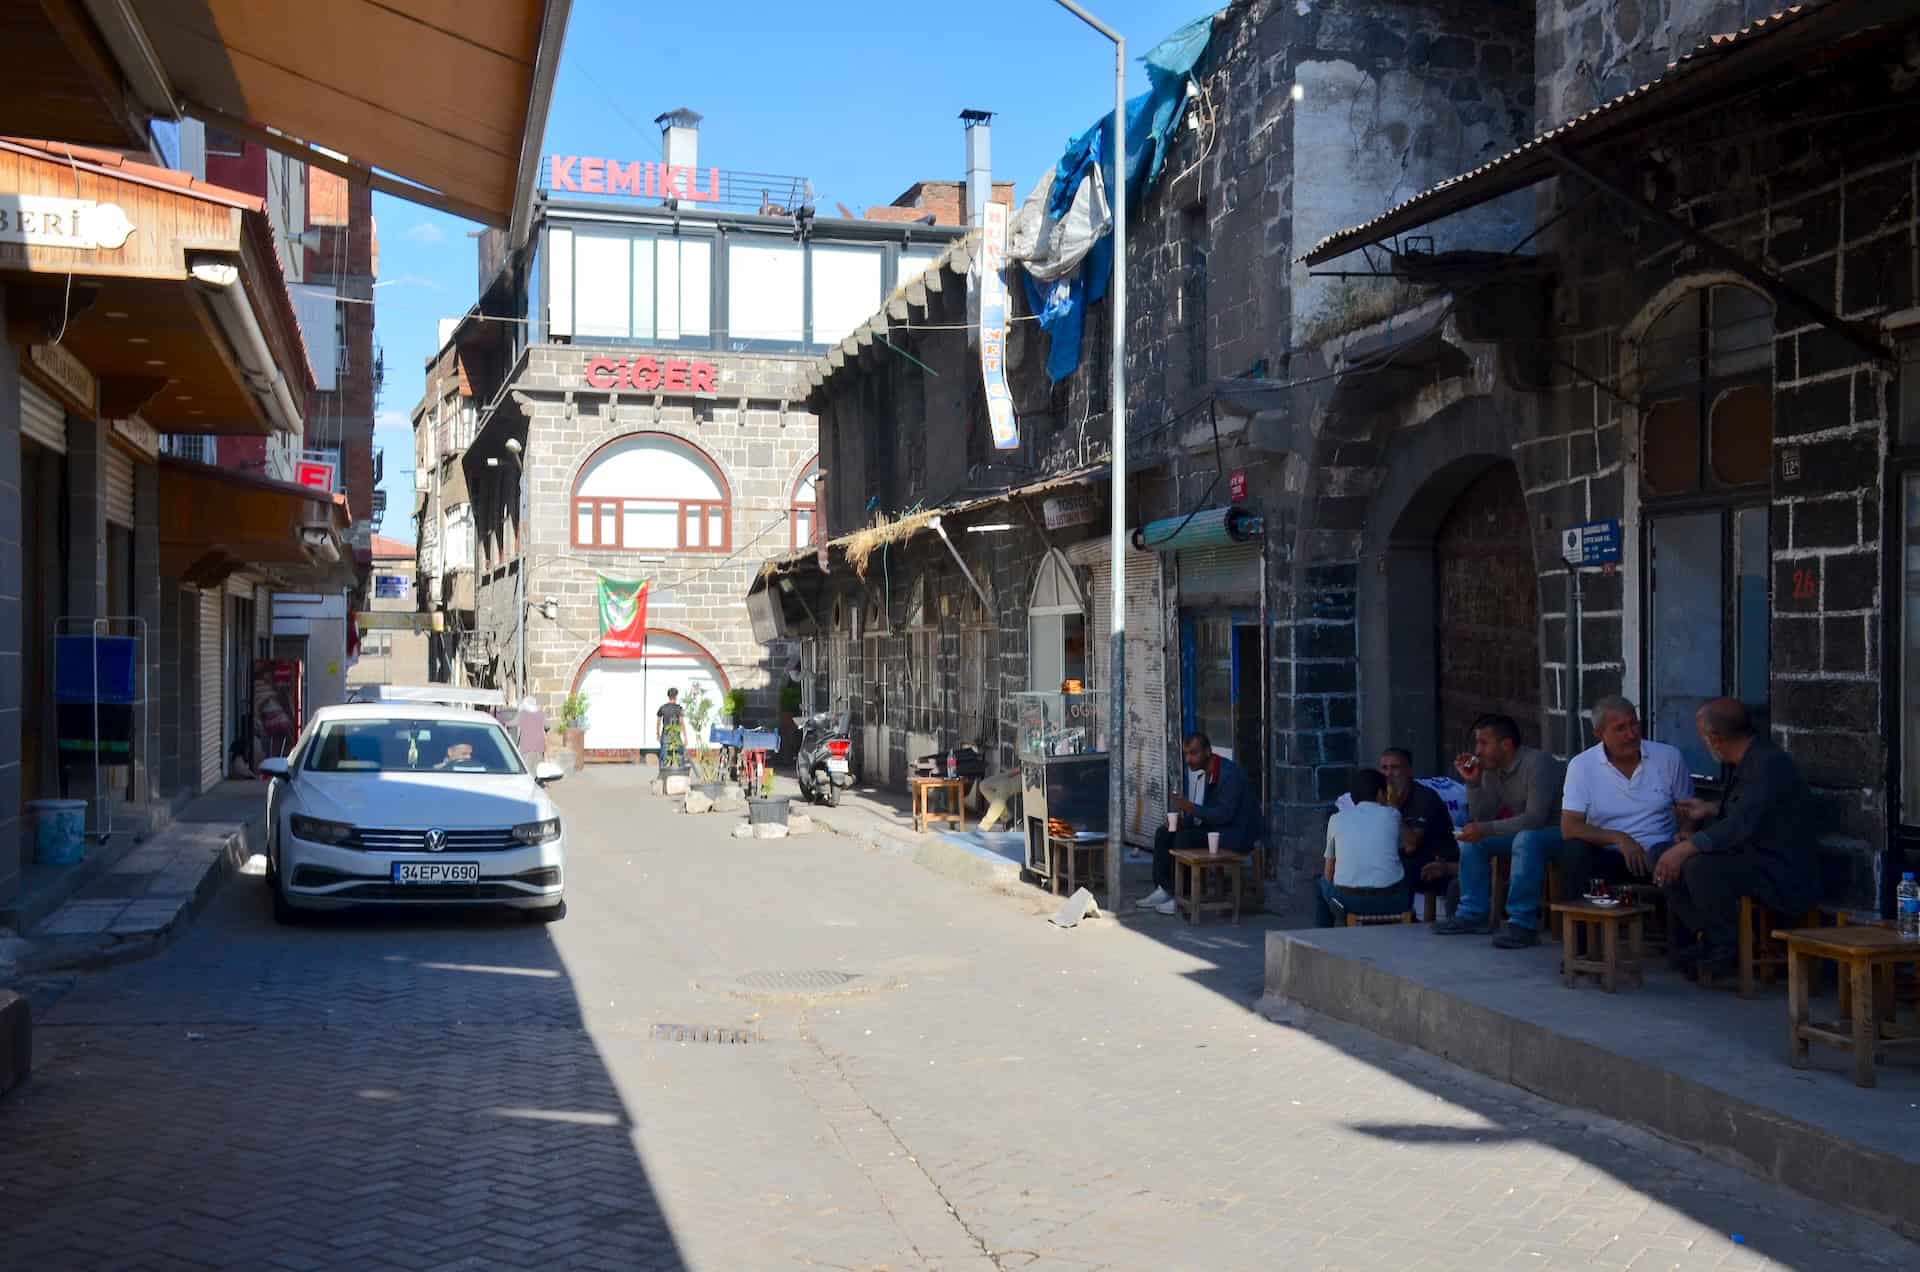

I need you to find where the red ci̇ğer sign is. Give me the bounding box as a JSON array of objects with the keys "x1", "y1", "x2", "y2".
[{"x1": 584, "y1": 355, "x2": 719, "y2": 395}]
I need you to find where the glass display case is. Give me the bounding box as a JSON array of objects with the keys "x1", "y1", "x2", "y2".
[
  {"x1": 1013, "y1": 691, "x2": 1103, "y2": 759},
  {"x1": 1013, "y1": 692, "x2": 1108, "y2": 880}
]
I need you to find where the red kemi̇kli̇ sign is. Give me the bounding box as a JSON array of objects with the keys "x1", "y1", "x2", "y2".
[
  {"x1": 596, "y1": 576, "x2": 649, "y2": 659},
  {"x1": 547, "y1": 156, "x2": 720, "y2": 203}
]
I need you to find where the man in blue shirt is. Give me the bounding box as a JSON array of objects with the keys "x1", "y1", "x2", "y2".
[{"x1": 1137, "y1": 733, "x2": 1261, "y2": 915}]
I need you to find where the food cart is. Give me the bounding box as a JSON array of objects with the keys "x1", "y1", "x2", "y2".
[{"x1": 1015, "y1": 690, "x2": 1110, "y2": 890}]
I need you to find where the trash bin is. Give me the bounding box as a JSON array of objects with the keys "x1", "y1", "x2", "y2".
[{"x1": 27, "y1": 800, "x2": 87, "y2": 867}]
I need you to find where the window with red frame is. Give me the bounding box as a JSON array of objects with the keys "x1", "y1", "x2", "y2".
[
  {"x1": 790, "y1": 457, "x2": 819, "y2": 549},
  {"x1": 571, "y1": 433, "x2": 730, "y2": 553}
]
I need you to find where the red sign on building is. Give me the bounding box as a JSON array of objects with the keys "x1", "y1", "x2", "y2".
[
  {"x1": 295, "y1": 460, "x2": 336, "y2": 491},
  {"x1": 1228, "y1": 470, "x2": 1247, "y2": 503},
  {"x1": 584, "y1": 355, "x2": 719, "y2": 395},
  {"x1": 548, "y1": 156, "x2": 720, "y2": 203}
]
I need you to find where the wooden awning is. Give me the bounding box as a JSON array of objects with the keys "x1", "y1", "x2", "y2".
[
  {"x1": 160, "y1": 456, "x2": 352, "y2": 588},
  {"x1": 1, "y1": 139, "x2": 313, "y2": 435},
  {"x1": 1, "y1": 1, "x2": 570, "y2": 234}
]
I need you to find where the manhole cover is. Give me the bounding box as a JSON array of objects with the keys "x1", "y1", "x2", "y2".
[
  {"x1": 651, "y1": 1023, "x2": 759, "y2": 1044},
  {"x1": 735, "y1": 970, "x2": 860, "y2": 992}
]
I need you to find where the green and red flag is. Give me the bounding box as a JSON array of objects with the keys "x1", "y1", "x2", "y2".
[{"x1": 595, "y1": 575, "x2": 649, "y2": 658}]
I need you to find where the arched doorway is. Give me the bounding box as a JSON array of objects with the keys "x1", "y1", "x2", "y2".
[
  {"x1": 573, "y1": 632, "x2": 730, "y2": 758},
  {"x1": 1379, "y1": 457, "x2": 1542, "y2": 768},
  {"x1": 1434, "y1": 464, "x2": 1542, "y2": 756}
]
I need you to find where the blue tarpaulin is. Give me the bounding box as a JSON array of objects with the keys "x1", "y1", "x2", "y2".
[{"x1": 1021, "y1": 13, "x2": 1217, "y2": 382}]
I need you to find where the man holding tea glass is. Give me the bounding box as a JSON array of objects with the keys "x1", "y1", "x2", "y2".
[{"x1": 1136, "y1": 733, "x2": 1260, "y2": 915}]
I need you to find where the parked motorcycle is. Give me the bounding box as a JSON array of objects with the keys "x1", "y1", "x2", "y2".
[{"x1": 795, "y1": 708, "x2": 853, "y2": 807}]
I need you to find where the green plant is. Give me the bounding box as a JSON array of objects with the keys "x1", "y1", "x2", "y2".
[
  {"x1": 685, "y1": 685, "x2": 722, "y2": 783},
  {"x1": 760, "y1": 764, "x2": 775, "y2": 798},
  {"x1": 658, "y1": 721, "x2": 685, "y2": 768},
  {"x1": 779, "y1": 682, "x2": 802, "y2": 715},
  {"x1": 722, "y1": 688, "x2": 747, "y2": 723},
  {"x1": 560, "y1": 691, "x2": 589, "y2": 731}
]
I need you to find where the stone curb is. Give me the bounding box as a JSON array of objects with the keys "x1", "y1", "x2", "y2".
[
  {"x1": 808, "y1": 806, "x2": 1023, "y2": 891},
  {"x1": 11, "y1": 819, "x2": 257, "y2": 977}
]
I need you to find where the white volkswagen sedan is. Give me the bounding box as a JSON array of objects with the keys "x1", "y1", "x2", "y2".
[{"x1": 262, "y1": 702, "x2": 566, "y2": 924}]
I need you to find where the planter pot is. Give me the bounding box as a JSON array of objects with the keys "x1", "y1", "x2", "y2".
[
  {"x1": 746, "y1": 796, "x2": 791, "y2": 827},
  {"x1": 659, "y1": 762, "x2": 691, "y2": 777},
  {"x1": 693, "y1": 783, "x2": 726, "y2": 801},
  {"x1": 565, "y1": 727, "x2": 586, "y2": 766}
]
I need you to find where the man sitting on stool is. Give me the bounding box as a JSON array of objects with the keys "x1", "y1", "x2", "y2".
[
  {"x1": 1318, "y1": 768, "x2": 1411, "y2": 925},
  {"x1": 1560, "y1": 695, "x2": 1694, "y2": 893},
  {"x1": 1137, "y1": 733, "x2": 1259, "y2": 915},
  {"x1": 1434, "y1": 713, "x2": 1566, "y2": 948},
  {"x1": 1654, "y1": 698, "x2": 1818, "y2": 978}
]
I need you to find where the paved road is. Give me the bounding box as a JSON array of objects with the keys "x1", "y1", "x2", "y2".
[{"x1": 2, "y1": 768, "x2": 1916, "y2": 1270}]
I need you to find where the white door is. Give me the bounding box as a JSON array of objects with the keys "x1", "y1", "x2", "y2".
[{"x1": 577, "y1": 633, "x2": 725, "y2": 754}]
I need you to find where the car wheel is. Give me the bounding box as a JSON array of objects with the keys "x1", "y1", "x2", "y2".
[
  {"x1": 525, "y1": 900, "x2": 567, "y2": 924},
  {"x1": 271, "y1": 873, "x2": 301, "y2": 926}
]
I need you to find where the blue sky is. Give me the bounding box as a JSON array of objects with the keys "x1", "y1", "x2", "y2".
[{"x1": 371, "y1": 0, "x2": 1202, "y2": 541}]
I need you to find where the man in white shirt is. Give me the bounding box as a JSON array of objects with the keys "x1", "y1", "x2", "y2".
[
  {"x1": 1317, "y1": 768, "x2": 1410, "y2": 926},
  {"x1": 1560, "y1": 696, "x2": 1695, "y2": 884}
]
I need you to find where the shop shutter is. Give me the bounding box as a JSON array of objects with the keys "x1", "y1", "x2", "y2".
[
  {"x1": 199, "y1": 588, "x2": 224, "y2": 791},
  {"x1": 20, "y1": 379, "x2": 67, "y2": 453},
  {"x1": 105, "y1": 443, "x2": 135, "y2": 528},
  {"x1": 1081, "y1": 550, "x2": 1167, "y2": 847},
  {"x1": 1174, "y1": 543, "x2": 1262, "y2": 607}
]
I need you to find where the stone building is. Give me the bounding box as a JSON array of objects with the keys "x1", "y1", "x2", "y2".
[{"x1": 454, "y1": 113, "x2": 968, "y2": 755}]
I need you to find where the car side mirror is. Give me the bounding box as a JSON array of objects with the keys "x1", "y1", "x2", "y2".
[
  {"x1": 260, "y1": 757, "x2": 291, "y2": 781},
  {"x1": 534, "y1": 761, "x2": 564, "y2": 785}
]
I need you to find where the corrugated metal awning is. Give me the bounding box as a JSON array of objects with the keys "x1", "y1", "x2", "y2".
[{"x1": 1301, "y1": 1, "x2": 1913, "y2": 265}]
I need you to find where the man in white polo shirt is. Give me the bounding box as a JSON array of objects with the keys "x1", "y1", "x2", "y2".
[{"x1": 1560, "y1": 695, "x2": 1695, "y2": 884}]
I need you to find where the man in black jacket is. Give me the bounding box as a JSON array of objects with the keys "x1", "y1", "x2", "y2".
[{"x1": 1654, "y1": 698, "x2": 1818, "y2": 976}]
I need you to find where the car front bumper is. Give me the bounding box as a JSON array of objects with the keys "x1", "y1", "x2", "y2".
[{"x1": 279, "y1": 834, "x2": 565, "y2": 910}]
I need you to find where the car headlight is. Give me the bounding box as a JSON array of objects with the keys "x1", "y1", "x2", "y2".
[
  {"x1": 290, "y1": 814, "x2": 355, "y2": 845},
  {"x1": 512, "y1": 819, "x2": 561, "y2": 845}
]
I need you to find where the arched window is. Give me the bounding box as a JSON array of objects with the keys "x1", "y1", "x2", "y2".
[
  {"x1": 1028, "y1": 550, "x2": 1086, "y2": 692},
  {"x1": 1636, "y1": 284, "x2": 1774, "y2": 774},
  {"x1": 790, "y1": 457, "x2": 819, "y2": 548},
  {"x1": 571, "y1": 432, "x2": 730, "y2": 552}
]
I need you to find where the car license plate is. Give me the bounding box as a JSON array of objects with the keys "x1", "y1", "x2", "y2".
[
  {"x1": 826, "y1": 757, "x2": 849, "y2": 774},
  {"x1": 392, "y1": 862, "x2": 480, "y2": 885}
]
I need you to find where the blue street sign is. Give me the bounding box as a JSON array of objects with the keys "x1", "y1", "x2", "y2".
[{"x1": 1560, "y1": 519, "x2": 1622, "y2": 567}]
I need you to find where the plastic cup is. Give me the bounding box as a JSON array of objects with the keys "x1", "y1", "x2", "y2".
[
  {"x1": 1207, "y1": 831, "x2": 1220, "y2": 854},
  {"x1": 1166, "y1": 812, "x2": 1179, "y2": 833}
]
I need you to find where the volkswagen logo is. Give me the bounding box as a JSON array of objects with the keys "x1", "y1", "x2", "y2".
[{"x1": 424, "y1": 828, "x2": 447, "y2": 853}]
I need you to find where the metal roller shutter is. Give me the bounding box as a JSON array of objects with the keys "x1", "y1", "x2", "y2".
[
  {"x1": 105, "y1": 442, "x2": 135, "y2": 528},
  {"x1": 1174, "y1": 543, "x2": 1262, "y2": 606},
  {"x1": 1082, "y1": 550, "x2": 1167, "y2": 847},
  {"x1": 21, "y1": 379, "x2": 67, "y2": 453},
  {"x1": 199, "y1": 589, "x2": 224, "y2": 791}
]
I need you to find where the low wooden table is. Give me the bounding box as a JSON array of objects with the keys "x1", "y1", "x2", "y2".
[
  {"x1": 908, "y1": 777, "x2": 966, "y2": 834},
  {"x1": 1169, "y1": 848, "x2": 1247, "y2": 925},
  {"x1": 1550, "y1": 900, "x2": 1653, "y2": 992},
  {"x1": 1775, "y1": 925, "x2": 1920, "y2": 1088}
]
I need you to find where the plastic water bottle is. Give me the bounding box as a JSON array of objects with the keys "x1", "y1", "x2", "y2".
[
  {"x1": 946, "y1": 749, "x2": 958, "y2": 781},
  {"x1": 1899, "y1": 872, "x2": 1920, "y2": 940}
]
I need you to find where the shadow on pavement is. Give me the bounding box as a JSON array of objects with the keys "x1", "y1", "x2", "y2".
[{"x1": 0, "y1": 878, "x2": 687, "y2": 1271}]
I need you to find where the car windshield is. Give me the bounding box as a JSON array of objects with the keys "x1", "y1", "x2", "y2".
[{"x1": 303, "y1": 718, "x2": 525, "y2": 775}]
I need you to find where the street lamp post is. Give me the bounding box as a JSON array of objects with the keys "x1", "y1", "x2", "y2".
[{"x1": 1052, "y1": 0, "x2": 1127, "y2": 912}]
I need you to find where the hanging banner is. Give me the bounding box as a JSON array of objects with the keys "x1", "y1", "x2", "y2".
[
  {"x1": 596, "y1": 575, "x2": 649, "y2": 659},
  {"x1": 979, "y1": 199, "x2": 1020, "y2": 451}
]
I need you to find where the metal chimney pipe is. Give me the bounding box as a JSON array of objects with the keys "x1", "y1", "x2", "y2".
[
  {"x1": 655, "y1": 107, "x2": 703, "y2": 171},
  {"x1": 961, "y1": 109, "x2": 994, "y2": 227}
]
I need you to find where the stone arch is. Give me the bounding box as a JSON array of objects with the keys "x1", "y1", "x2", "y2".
[{"x1": 1358, "y1": 395, "x2": 1545, "y2": 769}]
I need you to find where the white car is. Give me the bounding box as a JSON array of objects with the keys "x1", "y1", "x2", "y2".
[{"x1": 262, "y1": 702, "x2": 566, "y2": 924}]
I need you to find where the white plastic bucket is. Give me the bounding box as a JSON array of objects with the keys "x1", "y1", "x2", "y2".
[{"x1": 28, "y1": 800, "x2": 87, "y2": 867}]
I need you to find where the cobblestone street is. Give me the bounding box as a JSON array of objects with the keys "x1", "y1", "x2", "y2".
[{"x1": 2, "y1": 769, "x2": 1916, "y2": 1270}]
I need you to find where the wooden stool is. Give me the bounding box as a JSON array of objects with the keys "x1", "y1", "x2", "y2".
[
  {"x1": 1169, "y1": 848, "x2": 1247, "y2": 924},
  {"x1": 1777, "y1": 925, "x2": 1920, "y2": 1088},
  {"x1": 908, "y1": 777, "x2": 966, "y2": 834},
  {"x1": 1345, "y1": 909, "x2": 1415, "y2": 928},
  {"x1": 1730, "y1": 897, "x2": 1822, "y2": 999},
  {"x1": 1551, "y1": 900, "x2": 1653, "y2": 993},
  {"x1": 1046, "y1": 833, "x2": 1108, "y2": 899},
  {"x1": 1490, "y1": 857, "x2": 1563, "y2": 937}
]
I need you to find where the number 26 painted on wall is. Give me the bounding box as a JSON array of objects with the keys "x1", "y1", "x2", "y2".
[{"x1": 1790, "y1": 568, "x2": 1817, "y2": 603}]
